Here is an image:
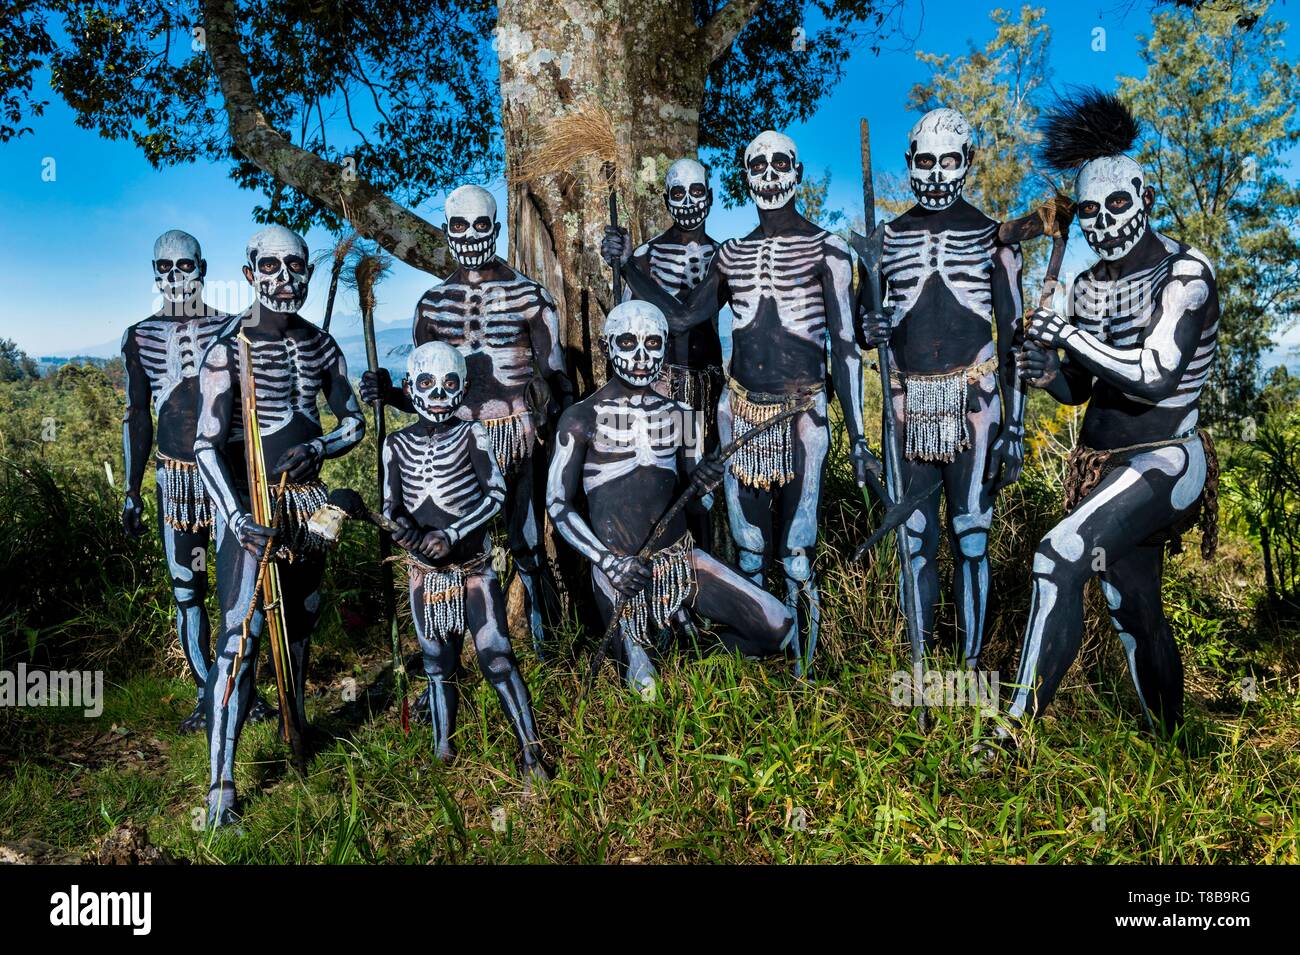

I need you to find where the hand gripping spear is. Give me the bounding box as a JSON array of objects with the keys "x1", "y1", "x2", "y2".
[{"x1": 849, "y1": 118, "x2": 930, "y2": 726}]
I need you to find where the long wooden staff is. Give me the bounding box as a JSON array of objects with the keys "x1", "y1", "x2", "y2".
[
  {"x1": 853, "y1": 119, "x2": 928, "y2": 717},
  {"x1": 584, "y1": 393, "x2": 816, "y2": 688},
  {"x1": 237, "y1": 333, "x2": 307, "y2": 773},
  {"x1": 355, "y1": 254, "x2": 408, "y2": 731}
]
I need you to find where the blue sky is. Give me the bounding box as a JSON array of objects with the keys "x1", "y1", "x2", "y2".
[{"x1": 1, "y1": 0, "x2": 1296, "y2": 362}]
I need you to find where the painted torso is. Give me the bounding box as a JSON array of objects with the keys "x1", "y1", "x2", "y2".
[
  {"x1": 386, "y1": 419, "x2": 495, "y2": 561},
  {"x1": 633, "y1": 233, "x2": 721, "y2": 369}
]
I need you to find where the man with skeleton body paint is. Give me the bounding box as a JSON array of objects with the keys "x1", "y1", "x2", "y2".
[
  {"x1": 361, "y1": 185, "x2": 573, "y2": 657},
  {"x1": 547, "y1": 301, "x2": 793, "y2": 698},
  {"x1": 604, "y1": 131, "x2": 868, "y2": 671},
  {"x1": 1002, "y1": 90, "x2": 1219, "y2": 738},
  {"x1": 122, "y1": 230, "x2": 253, "y2": 733},
  {"x1": 858, "y1": 108, "x2": 1026, "y2": 668},
  {"x1": 611, "y1": 158, "x2": 725, "y2": 550},
  {"x1": 194, "y1": 225, "x2": 365, "y2": 827},
  {"x1": 384, "y1": 342, "x2": 550, "y2": 785}
]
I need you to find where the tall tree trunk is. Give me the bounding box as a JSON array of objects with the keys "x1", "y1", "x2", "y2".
[{"x1": 497, "y1": 0, "x2": 753, "y2": 392}]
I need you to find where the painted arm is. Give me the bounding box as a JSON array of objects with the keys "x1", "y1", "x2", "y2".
[
  {"x1": 120, "y1": 326, "x2": 153, "y2": 535},
  {"x1": 1027, "y1": 257, "x2": 1213, "y2": 404},
  {"x1": 443, "y1": 423, "x2": 506, "y2": 546},
  {"x1": 314, "y1": 343, "x2": 367, "y2": 458},
  {"x1": 823, "y1": 236, "x2": 866, "y2": 450},
  {"x1": 546, "y1": 411, "x2": 610, "y2": 567},
  {"x1": 986, "y1": 241, "x2": 1026, "y2": 490},
  {"x1": 533, "y1": 287, "x2": 575, "y2": 411},
  {"x1": 622, "y1": 253, "x2": 727, "y2": 335},
  {"x1": 193, "y1": 340, "x2": 273, "y2": 553}
]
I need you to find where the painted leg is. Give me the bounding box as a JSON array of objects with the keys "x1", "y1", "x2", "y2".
[
  {"x1": 719, "y1": 388, "x2": 769, "y2": 587},
  {"x1": 945, "y1": 378, "x2": 999, "y2": 667},
  {"x1": 691, "y1": 549, "x2": 793, "y2": 658},
  {"x1": 1102, "y1": 546, "x2": 1185, "y2": 734},
  {"x1": 279, "y1": 554, "x2": 325, "y2": 736},
  {"x1": 778, "y1": 398, "x2": 829, "y2": 673},
  {"x1": 467, "y1": 569, "x2": 551, "y2": 786},
  {"x1": 409, "y1": 570, "x2": 463, "y2": 760},
  {"x1": 508, "y1": 454, "x2": 556, "y2": 656},
  {"x1": 203, "y1": 516, "x2": 261, "y2": 829},
  {"x1": 592, "y1": 568, "x2": 658, "y2": 700},
  {"x1": 156, "y1": 498, "x2": 214, "y2": 732}
]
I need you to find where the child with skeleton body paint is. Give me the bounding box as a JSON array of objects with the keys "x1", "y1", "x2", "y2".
[
  {"x1": 382, "y1": 341, "x2": 550, "y2": 785},
  {"x1": 999, "y1": 90, "x2": 1220, "y2": 741},
  {"x1": 193, "y1": 226, "x2": 366, "y2": 828},
  {"x1": 605, "y1": 131, "x2": 869, "y2": 673},
  {"x1": 857, "y1": 108, "x2": 1027, "y2": 668},
  {"x1": 547, "y1": 301, "x2": 794, "y2": 700},
  {"x1": 122, "y1": 230, "x2": 256, "y2": 734},
  {"x1": 609, "y1": 158, "x2": 726, "y2": 570},
  {"x1": 360, "y1": 185, "x2": 573, "y2": 658}
]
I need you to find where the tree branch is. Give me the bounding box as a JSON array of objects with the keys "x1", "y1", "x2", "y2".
[
  {"x1": 201, "y1": 0, "x2": 451, "y2": 276},
  {"x1": 700, "y1": 0, "x2": 767, "y2": 67}
]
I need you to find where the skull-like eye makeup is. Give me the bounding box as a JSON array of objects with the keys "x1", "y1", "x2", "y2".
[
  {"x1": 1077, "y1": 200, "x2": 1101, "y2": 218},
  {"x1": 416, "y1": 373, "x2": 435, "y2": 391},
  {"x1": 615, "y1": 333, "x2": 638, "y2": 350},
  {"x1": 747, "y1": 157, "x2": 768, "y2": 175},
  {"x1": 472, "y1": 217, "x2": 493, "y2": 234},
  {"x1": 442, "y1": 373, "x2": 460, "y2": 391},
  {"x1": 771, "y1": 152, "x2": 792, "y2": 171},
  {"x1": 689, "y1": 183, "x2": 706, "y2": 197},
  {"x1": 256, "y1": 255, "x2": 306, "y2": 275},
  {"x1": 448, "y1": 217, "x2": 470, "y2": 234},
  {"x1": 940, "y1": 152, "x2": 963, "y2": 170},
  {"x1": 914, "y1": 153, "x2": 937, "y2": 169},
  {"x1": 155, "y1": 258, "x2": 197, "y2": 273},
  {"x1": 1105, "y1": 191, "x2": 1133, "y2": 213},
  {"x1": 644, "y1": 335, "x2": 663, "y2": 350},
  {"x1": 669, "y1": 186, "x2": 687, "y2": 201}
]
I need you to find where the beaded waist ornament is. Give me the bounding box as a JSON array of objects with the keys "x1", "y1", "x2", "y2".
[
  {"x1": 661, "y1": 363, "x2": 721, "y2": 413},
  {"x1": 156, "y1": 453, "x2": 213, "y2": 531},
  {"x1": 271, "y1": 480, "x2": 331, "y2": 560},
  {"x1": 618, "y1": 532, "x2": 696, "y2": 647},
  {"x1": 481, "y1": 410, "x2": 532, "y2": 475},
  {"x1": 891, "y1": 355, "x2": 998, "y2": 463},
  {"x1": 727, "y1": 381, "x2": 821, "y2": 490},
  {"x1": 403, "y1": 550, "x2": 491, "y2": 642}
]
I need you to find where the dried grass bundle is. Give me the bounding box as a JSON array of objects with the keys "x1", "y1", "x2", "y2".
[{"x1": 509, "y1": 102, "x2": 617, "y2": 184}]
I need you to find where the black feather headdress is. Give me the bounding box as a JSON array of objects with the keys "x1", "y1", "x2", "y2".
[{"x1": 1039, "y1": 87, "x2": 1140, "y2": 173}]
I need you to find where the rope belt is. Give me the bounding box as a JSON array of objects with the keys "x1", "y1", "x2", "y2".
[
  {"x1": 728, "y1": 380, "x2": 824, "y2": 490},
  {"x1": 618, "y1": 531, "x2": 696, "y2": 648},
  {"x1": 1062, "y1": 429, "x2": 1220, "y2": 559},
  {"x1": 156, "y1": 453, "x2": 213, "y2": 532},
  {"x1": 396, "y1": 549, "x2": 492, "y2": 642},
  {"x1": 891, "y1": 355, "x2": 999, "y2": 463},
  {"x1": 480, "y1": 410, "x2": 532, "y2": 475}
]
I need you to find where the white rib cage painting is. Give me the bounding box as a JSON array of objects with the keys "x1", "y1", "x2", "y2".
[
  {"x1": 637, "y1": 240, "x2": 717, "y2": 296},
  {"x1": 586, "y1": 393, "x2": 687, "y2": 491},
  {"x1": 416, "y1": 276, "x2": 550, "y2": 391},
  {"x1": 388, "y1": 422, "x2": 499, "y2": 519},
  {"x1": 881, "y1": 222, "x2": 999, "y2": 323},
  {"x1": 133, "y1": 316, "x2": 227, "y2": 411},
  {"x1": 718, "y1": 232, "x2": 835, "y2": 343},
  {"x1": 229, "y1": 332, "x2": 338, "y2": 441},
  {"x1": 1070, "y1": 234, "x2": 1217, "y2": 409}
]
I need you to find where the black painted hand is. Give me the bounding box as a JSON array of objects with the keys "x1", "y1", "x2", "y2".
[
  {"x1": 1017, "y1": 343, "x2": 1060, "y2": 388},
  {"x1": 857, "y1": 305, "x2": 894, "y2": 348},
  {"x1": 600, "y1": 226, "x2": 632, "y2": 268},
  {"x1": 606, "y1": 553, "x2": 652, "y2": 597},
  {"x1": 851, "y1": 439, "x2": 883, "y2": 488},
  {"x1": 233, "y1": 512, "x2": 277, "y2": 555},
  {"x1": 272, "y1": 443, "x2": 323, "y2": 483},
  {"x1": 418, "y1": 529, "x2": 451, "y2": 560},
  {"x1": 689, "y1": 456, "x2": 725, "y2": 497},
  {"x1": 122, "y1": 492, "x2": 147, "y2": 538},
  {"x1": 984, "y1": 430, "x2": 1024, "y2": 492},
  {"x1": 391, "y1": 515, "x2": 421, "y2": 550},
  {"x1": 359, "y1": 368, "x2": 392, "y2": 406}
]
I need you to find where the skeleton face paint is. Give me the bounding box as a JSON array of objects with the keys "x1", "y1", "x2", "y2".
[
  {"x1": 406, "y1": 341, "x2": 467, "y2": 424},
  {"x1": 153, "y1": 230, "x2": 205, "y2": 304},
  {"x1": 664, "y1": 158, "x2": 711, "y2": 230},
  {"x1": 907, "y1": 108, "x2": 973, "y2": 210},
  {"x1": 1075, "y1": 155, "x2": 1149, "y2": 261},
  {"x1": 744, "y1": 131, "x2": 801, "y2": 211},
  {"x1": 604, "y1": 301, "x2": 667, "y2": 387},
  {"x1": 245, "y1": 226, "x2": 311, "y2": 313},
  {"x1": 443, "y1": 184, "x2": 499, "y2": 269}
]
